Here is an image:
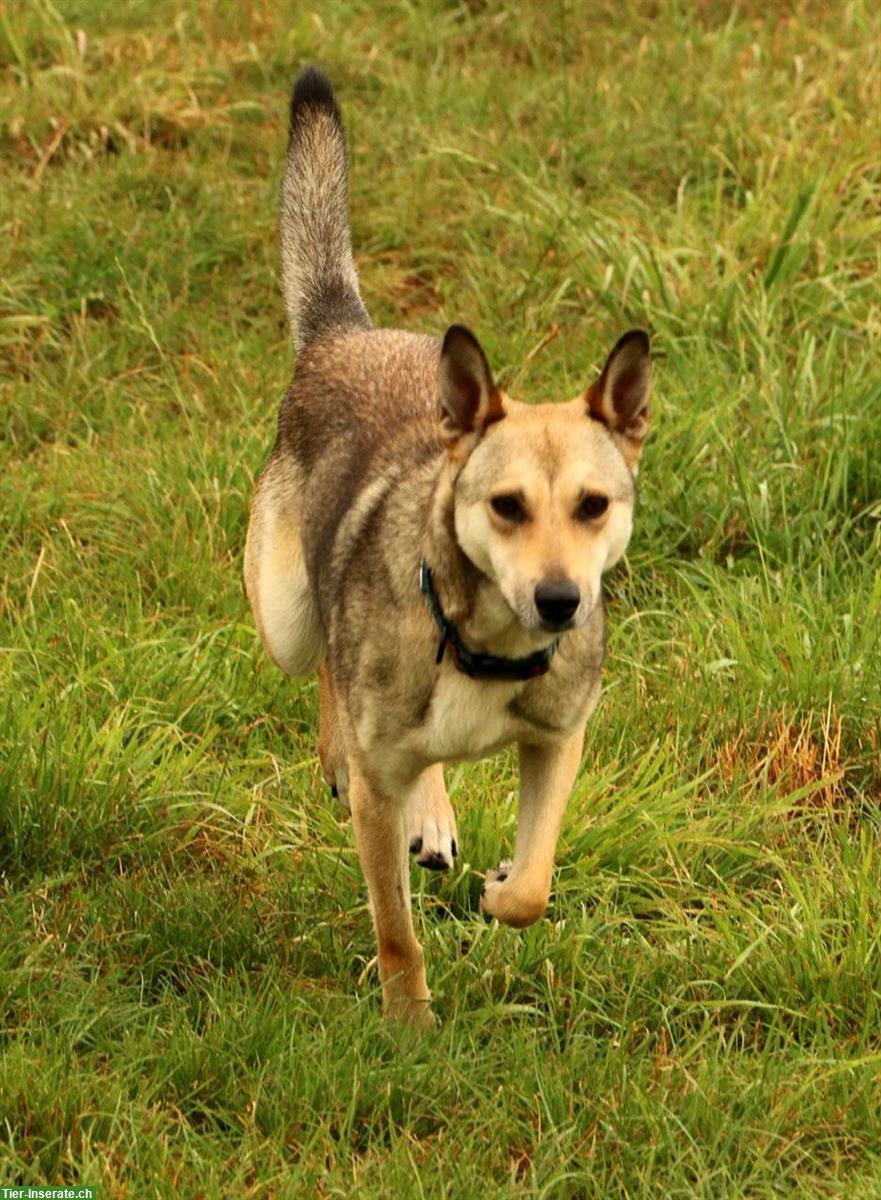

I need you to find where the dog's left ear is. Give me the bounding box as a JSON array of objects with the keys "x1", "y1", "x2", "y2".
[
  {"x1": 438, "y1": 325, "x2": 504, "y2": 452},
  {"x1": 585, "y1": 330, "x2": 651, "y2": 468}
]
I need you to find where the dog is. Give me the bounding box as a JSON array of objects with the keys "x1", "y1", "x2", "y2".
[{"x1": 244, "y1": 68, "x2": 651, "y2": 1026}]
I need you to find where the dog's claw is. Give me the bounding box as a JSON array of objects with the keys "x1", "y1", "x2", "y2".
[
  {"x1": 407, "y1": 781, "x2": 458, "y2": 873},
  {"x1": 420, "y1": 852, "x2": 450, "y2": 871},
  {"x1": 480, "y1": 861, "x2": 512, "y2": 917},
  {"x1": 410, "y1": 834, "x2": 450, "y2": 870}
]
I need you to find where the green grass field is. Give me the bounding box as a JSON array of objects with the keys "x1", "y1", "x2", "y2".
[{"x1": 2, "y1": 1, "x2": 880, "y2": 1195}]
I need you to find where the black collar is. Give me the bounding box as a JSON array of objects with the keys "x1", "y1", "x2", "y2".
[{"x1": 419, "y1": 561, "x2": 561, "y2": 682}]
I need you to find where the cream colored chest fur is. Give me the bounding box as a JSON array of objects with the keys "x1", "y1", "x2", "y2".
[
  {"x1": 402, "y1": 664, "x2": 568, "y2": 766},
  {"x1": 421, "y1": 668, "x2": 522, "y2": 760}
]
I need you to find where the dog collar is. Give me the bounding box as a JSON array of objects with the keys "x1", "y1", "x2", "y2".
[{"x1": 419, "y1": 560, "x2": 560, "y2": 682}]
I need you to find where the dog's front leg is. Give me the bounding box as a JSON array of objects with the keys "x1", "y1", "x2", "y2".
[
  {"x1": 480, "y1": 728, "x2": 584, "y2": 928},
  {"x1": 349, "y1": 763, "x2": 434, "y2": 1027}
]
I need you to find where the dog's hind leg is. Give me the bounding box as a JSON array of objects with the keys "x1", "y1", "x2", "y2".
[
  {"x1": 407, "y1": 764, "x2": 457, "y2": 871},
  {"x1": 318, "y1": 662, "x2": 349, "y2": 806},
  {"x1": 349, "y1": 764, "x2": 434, "y2": 1028},
  {"x1": 244, "y1": 456, "x2": 325, "y2": 677},
  {"x1": 480, "y1": 728, "x2": 584, "y2": 928}
]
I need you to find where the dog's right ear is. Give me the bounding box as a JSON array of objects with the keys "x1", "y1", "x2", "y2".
[{"x1": 438, "y1": 325, "x2": 504, "y2": 452}]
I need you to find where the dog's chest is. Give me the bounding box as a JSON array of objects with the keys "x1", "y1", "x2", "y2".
[{"x1": 415, "y1": 668, "x2": 527, "y2": 761}]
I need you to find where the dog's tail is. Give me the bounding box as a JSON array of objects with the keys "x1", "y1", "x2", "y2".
[{"x1": 280, "y1": 68, "x2": 372, "y2": 352}]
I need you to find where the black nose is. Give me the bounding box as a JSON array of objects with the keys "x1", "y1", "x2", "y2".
[{"x1": 534, "y1": 580, "x2": 580, "y2": 626}]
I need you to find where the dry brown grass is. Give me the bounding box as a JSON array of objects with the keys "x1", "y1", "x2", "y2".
[{"x1": 718, "y1": 707, "x2": 847, "y2": 808}]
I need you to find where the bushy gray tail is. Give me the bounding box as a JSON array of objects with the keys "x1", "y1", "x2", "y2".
[{"x1": 280, "y1": 68, "x2": 371, "y2": 351}]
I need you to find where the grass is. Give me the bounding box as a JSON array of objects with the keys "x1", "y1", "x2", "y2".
[{"x1": 1, "y1": 0, "x2": 880, "y2": 1194}]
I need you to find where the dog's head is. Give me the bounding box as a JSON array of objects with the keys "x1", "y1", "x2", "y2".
[{"x1": 439, "y1": 325, "x2": 651, "y2": 634}]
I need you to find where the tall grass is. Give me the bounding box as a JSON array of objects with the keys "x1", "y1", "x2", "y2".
[{"x1": 1, "y1": 1, "x2": 879, "y2": 1195}]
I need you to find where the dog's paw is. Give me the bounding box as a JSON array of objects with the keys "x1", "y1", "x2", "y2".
[
  {"x1": 407, "y1": 781, "x2": 458, "y2": 872},
  {"x1": 409, "y1": 834, "x2": 457, "y2": 871},
  {"x1": 479, "y1": 862, "x2": 547, "y2": 928}
]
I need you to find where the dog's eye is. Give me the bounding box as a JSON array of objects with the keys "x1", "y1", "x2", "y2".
[
  {"x1": 576, "y1": 493, "x2": 609, "y2": 521},
  {"x1": 490, "y1": 494, "x2": 527, "y2": 523}
]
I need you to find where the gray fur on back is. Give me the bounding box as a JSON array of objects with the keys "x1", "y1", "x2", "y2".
[{"x1": 280, "y1": 68, "x2": 371, "y2": 351}]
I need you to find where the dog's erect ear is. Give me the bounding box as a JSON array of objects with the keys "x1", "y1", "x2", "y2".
[
  {"x1": 585, "y1": 330, "x2": 651, "y2": 467},
  {"x1": 438, "y1": 325, "x2": 504, "y2": 450}
]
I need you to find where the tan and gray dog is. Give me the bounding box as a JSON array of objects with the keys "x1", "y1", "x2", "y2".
[{"x1": 244, "y1": 68, "x2": 652, "y2": 1026}]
